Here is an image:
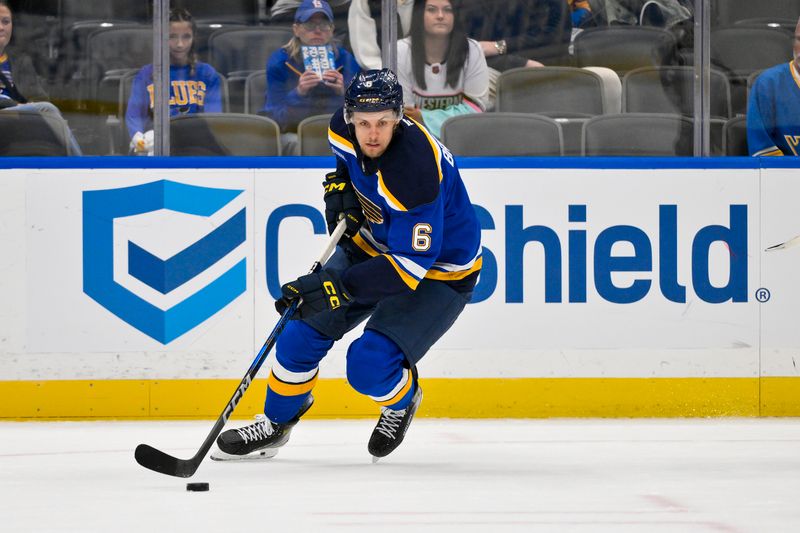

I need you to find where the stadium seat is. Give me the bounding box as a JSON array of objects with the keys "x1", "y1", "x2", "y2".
[
  {"x1": 440, "y1": 113, "x2": 563, "y2": 156},
  {"x1": 723, "y1": 116, "x2": 748, "y2": 156},
  {"x1": 623, "y1": 66, "x2": 732, "y2": 119},
  {"x1": 244, "y1": 71, "x2": 267, "y2": 115},
  {"x1": 172, "y1": 0, "x2": 259, "y2": 24},
  {"x1": 713, "y1": 0, "x2": 800, "y2": 27},
  {"x1": 85, "y1": 27, "x2": 153, "y2": 102},
  {"x1": 711, "y1": 27, "x2": 793, "y2": 79},
  {"x1": 582, "y1": 113, "x2": 694, "y2": 156},
  {"x1": 297, "y1": 114, "x2": 334, "y2": 156},
  {"x1": 573, "y1": 26, "x2": 678, "y2": 75},
  {"x1": 171, "y1": 113, "x2": 281, "y2": 156},
  {"x1": 0, "y1": 109, "x2": 75, "y2": 156},
  {"x1": 208, "y1": 27, "x2": 294, "y2": 77},
  {"x1": 495, "y1": 67, "x2": 606, "y2": 118}
]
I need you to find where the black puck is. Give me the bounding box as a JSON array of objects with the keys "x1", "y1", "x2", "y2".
[{"x1": 186, "y1": 482, "x2": 209, "y2": 492}]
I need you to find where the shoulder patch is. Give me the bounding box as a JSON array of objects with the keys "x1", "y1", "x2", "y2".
[{"x1": 377, "y1": 119, "x2": 441, "y2": 210}]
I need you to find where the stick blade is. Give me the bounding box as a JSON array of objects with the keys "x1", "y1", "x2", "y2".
[{"x1": 135, "y1": 443, "x2": 199, "y2": 478}]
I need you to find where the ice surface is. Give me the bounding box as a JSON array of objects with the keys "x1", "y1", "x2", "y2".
[{"x1": 2, "y1": 418, "x2": 800, "y2": 532}]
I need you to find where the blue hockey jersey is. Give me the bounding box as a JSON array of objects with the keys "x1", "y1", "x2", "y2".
[
  {"x1": 125, "y1": 62, "x2": 222, "y2": 138},
  {"x1": 327, "y1": 108, "x2": 482, "y2": 303},
  {"x1": 747, "y1": 61, "x2": 800, "y2": 156}
]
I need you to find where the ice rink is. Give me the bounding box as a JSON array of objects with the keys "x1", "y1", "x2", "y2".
[{"x1": 3, "y1": 418, "x2": 800, "y2": 532}]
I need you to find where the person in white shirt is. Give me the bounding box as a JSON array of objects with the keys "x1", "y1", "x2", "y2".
[{"x1": 395, "y1": 0, "x2": 488, "y2": 138}]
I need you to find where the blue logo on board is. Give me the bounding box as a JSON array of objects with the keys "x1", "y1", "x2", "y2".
[{"x1": 82, "y1": 180, "x2": 246, "y2": 344}]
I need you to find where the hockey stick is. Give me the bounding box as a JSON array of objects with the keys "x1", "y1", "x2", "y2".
[
  {"x1": 765, "y1": 233, "x2": 800, "y2": 252},
  {"x1": 134, "y1": 218, "x2": 348, "y2": 478}
]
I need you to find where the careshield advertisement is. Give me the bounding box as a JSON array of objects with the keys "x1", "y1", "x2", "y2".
[{"x1": 18, "y1": 166, "x2": 766, "y2": 379}]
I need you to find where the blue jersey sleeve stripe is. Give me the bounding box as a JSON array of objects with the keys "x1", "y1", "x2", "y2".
[
  {"x1": 409, "y1": 117, "x2": 444, "y2": 183},
  {"x1": 385, "y1": 255, "x2": 421, "y2": 290},
  {"x1": 754, "y1": 147, "x2": 784, "y2": 156},
  {"x1": 328, "y1": 128, "x2": 356, "y2": 157},
  {"x1": 377, "y1": 171, "x2": 407, "y2": 211},
  {"x1": 392, "y1": 253, "x2": 428, "y2": 280},
  {"x1": 426, "y1": 257, "x2": 483, "y2": 280}
]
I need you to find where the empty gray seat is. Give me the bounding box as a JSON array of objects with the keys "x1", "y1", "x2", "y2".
[
  {"x1": 297, "y1": 114, "x2": 334, "y2": 156},
  {"x1": 496, "y1": 67, "x2": 605, "y2": 118},
  {"x1": 86, "y1": 27, "x2": 152, "y2": 100},
  {"x1": 208, "y1": 27, "x2": 293, "y2": 76},
  {"x1": 623, "y1": 66, "x2": 732, "y2": 119},
  {"x1": 0, "y1": 109, "x2": 74, "y2": 156},
  {"x1": 711, "y1": 27, "x2": 793, "y2": 79},
  {"x1": 723, "y1": 115, "x2": 748, "y2": 156},
  {"x1": 582, "y1": 113, "x2": 693, "y2": 156},
  {"x1": 244, "y1": 71, "x2": 267, "y2": 114},
  {"x1": 573, "y1": 26, "x2": 678, "y2": 75},
  {"x1": 713, "y1": 0, "x2": 800, "y2": 26},
  {"x1": 171, "y1": 113, "x2": 281, "y2": 156},
  {"x1": 440, "y1": 113, "x2": 563, "y2": 156}
]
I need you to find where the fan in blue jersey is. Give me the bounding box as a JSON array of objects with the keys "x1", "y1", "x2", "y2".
[
  {"x1": 125, "y1": 8, "x2": 222, "y2": 155},
  {"x1": 215, "y1": 68, "x2": 482, "y2": 462},
  {"x1": 746, "y1": 17, "x2": 800, "y2": 156}
]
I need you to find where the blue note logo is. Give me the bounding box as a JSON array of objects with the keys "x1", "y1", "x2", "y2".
[{"x1": 83, "y1": 180, "x2": 247, "y2": 344}]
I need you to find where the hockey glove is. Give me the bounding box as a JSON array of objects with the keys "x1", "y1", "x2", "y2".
[
  {"x1": 275, "y1": 269, "x2": 352, "y2": 319},
  {"x1": 323, "y1": 172, "x2": 365, "y2": 239}
]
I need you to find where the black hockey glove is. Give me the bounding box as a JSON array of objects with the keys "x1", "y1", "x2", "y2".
[
  {"x1": 323, "y1": 172, "x2": 365, "y2": 239},
  {"x1": 275, "y1": 269, "x2": 352, "y2": 319}
]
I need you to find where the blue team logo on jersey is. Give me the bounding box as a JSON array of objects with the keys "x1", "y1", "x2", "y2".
[{"x1": 83, "y1": 180, "x2": 246, "y2": 344}]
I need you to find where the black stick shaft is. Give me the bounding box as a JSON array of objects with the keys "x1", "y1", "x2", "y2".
[{"x1": 135, "y1": 219, "x2": 347, "y2": 478}]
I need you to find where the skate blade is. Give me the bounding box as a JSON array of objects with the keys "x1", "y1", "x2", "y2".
[
  {"x1": 371, "y1": 455, "x2": 380, "y2": 464},
  {"x1": 210, "y1": 448, "x2": 280, "y2": 462}
]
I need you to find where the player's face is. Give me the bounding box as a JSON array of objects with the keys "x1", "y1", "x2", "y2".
[
  {"x1": 424, "y1": 0, "x2": 454, "y2": 37},
  {"x1": 351, "y1": 110, "x2": 400, "y2": 158},
  {"x1": 169, "y1": 21, "x2": 193, "y2": 65},
  {"x1": 0, "y1": 6, "x2": 12, "y2": 53},
  {"x1": 294, "y1": 13, "x2": 334, "y2": 46},
  {"x1": 794, "y1": 19, "x2": 800, "y2": 70}
]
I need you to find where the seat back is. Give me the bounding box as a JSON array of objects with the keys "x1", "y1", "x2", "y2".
[
  {"x1": 573, "y1": 26, "x2": 678, "y2": 75},
  {"x1": 714, "y1": 0, "x2": 800, "y2": 26},
  {"x1": 582, "y1": 113, "x2": 694, "y2": 156},
  {"x1": 298, "y1": 114, "x2": 334, "y2": 156},
  {"x1": 0, "y1": 109, "x2": 72, "y2": 156},
  {"x1": 244, "y1": 71, "x2": 268, "y2": 114},
  {"x1": 171, "y1": 113, "x2": 281, "y2": 156},
  {"x1": 86, "y1": 27, "x2": 153, "y2": 100},
  {"x1": 711, "y1": 27, "x2": 793, "y2": 79},
  {"x1": 496, "y1": 67, "x2": 605, "y2": 117},
  {"x1": 623, "y1": 66, "x2": 732, "y2": 118},
  {"x1": 723, "y1": 115, "x2": 748, "y2": 156},
  {"x1": 208, "y1": 27, "x2": 293, "y2": 76},
  {"x1": 440, "y1": 113, "x2": 563, "y2": 156}
]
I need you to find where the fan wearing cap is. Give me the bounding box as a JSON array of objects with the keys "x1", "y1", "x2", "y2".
[{"x1": 261, "y1": 0, "x2": 360, "y2": 155}]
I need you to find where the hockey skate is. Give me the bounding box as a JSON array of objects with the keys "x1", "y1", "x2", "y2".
[
  {"x1": 211, "y1": 394, "x2": 314, "y2": 461},
  {"x1": 368, "y1": 383, "x2": 422, "y2": 462}
]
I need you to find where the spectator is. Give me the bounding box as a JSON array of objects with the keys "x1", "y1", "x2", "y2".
[
  {"x1": 0, "y1": 0, "x2": 82, "y2": 155},
  {"x1": 348, "y1": 0, "x2": 414, "y2": 70},
  {"x1": 568, "y1": 0, "x2": 593, "y2": 28},
  {"x1": 262, "y1": 0, "x2": 360, "y2": 155},
  {"x1": 271, "y1": 0, "x2": 353, "y2": 47},
  {"x1": 397, "y1": 0, "x2": 489, "y2": 138},
  {"x1": 458, "y1": 0, "x2": 572, "y2": 71},
  {"x1": 125, "y1": 8, "x2": 222, "y2": 155},
  {"x1": 747, "y1": 16, "x2": 800, "y2": 157}
]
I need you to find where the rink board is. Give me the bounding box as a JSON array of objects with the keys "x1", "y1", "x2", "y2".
[{"x1": 1, "y1": 157, "x2": 799, "y2": 418}]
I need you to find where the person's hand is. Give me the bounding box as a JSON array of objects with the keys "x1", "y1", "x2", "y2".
[
  {"x1": 403, "y1": 106, "x2": 424, "y2": 124},
  {"x1": 297, "y1": 69, "x2": 323, "y2": 96},
  {"x1": 321, "y1": 69, "x2": 345, "y2": 95},
  {"x1": 323, "y1": 171, "x2": 365, "y2": 239},
  {"x1": 130, "y1": 130, "x2": 154, "y2": 156},
  {"x1": 274, "y1": 269, "x2": 352, "y2": 319}
]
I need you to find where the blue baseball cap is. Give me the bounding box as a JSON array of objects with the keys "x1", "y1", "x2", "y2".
[{"x1": 295, "y1": 0, "x2": 334, "y2": 23}]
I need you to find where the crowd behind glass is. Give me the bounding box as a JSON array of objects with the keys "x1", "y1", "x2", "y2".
[{"x1": 0, "y1": 0, "x2": 796, "y2": 157}]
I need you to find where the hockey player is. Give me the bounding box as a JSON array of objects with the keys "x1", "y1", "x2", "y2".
[
  {"x1": 216, "y1": 68, "x2": 482, "y2": 461},
  {"x1": 746, "y1": 16, "x2": 800, "y2": 156}
]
